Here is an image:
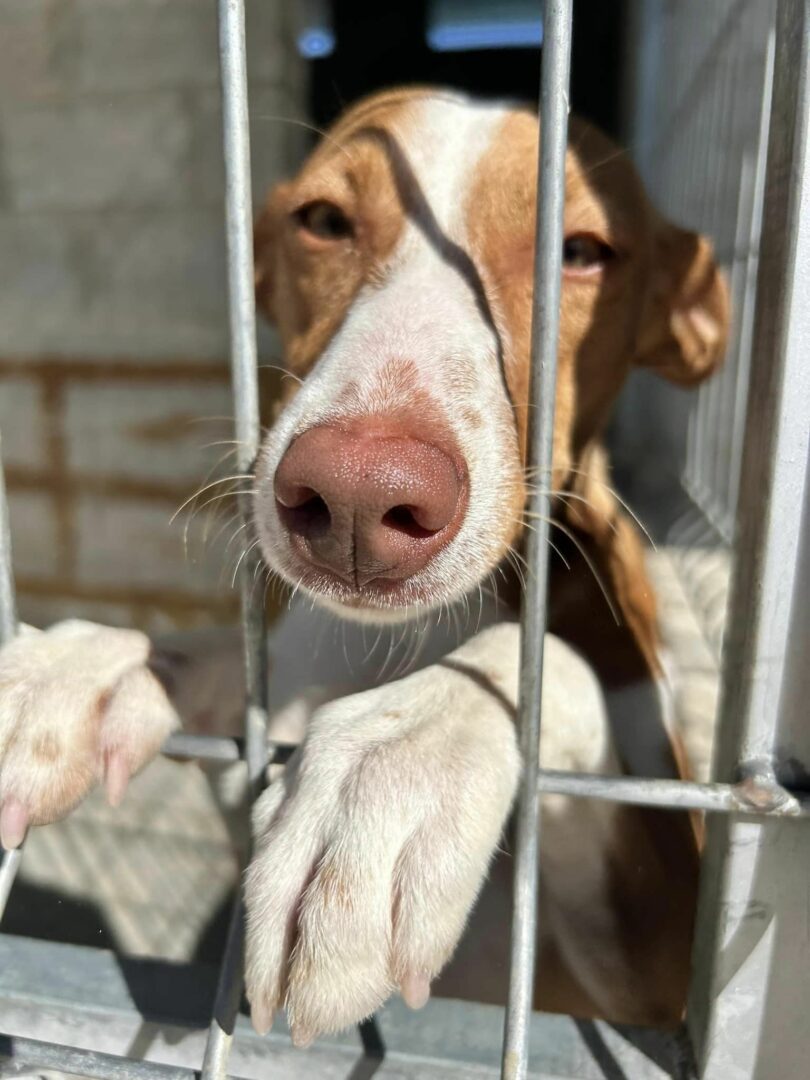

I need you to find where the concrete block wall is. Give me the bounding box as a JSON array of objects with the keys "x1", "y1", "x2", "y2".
[{"x1": 0, "y1": 0, "x2": 309, "y2": 632}]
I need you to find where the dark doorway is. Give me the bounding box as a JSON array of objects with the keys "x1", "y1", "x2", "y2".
[{"x1": 304, "y1": 1, "x2": 625, "y2": 137}]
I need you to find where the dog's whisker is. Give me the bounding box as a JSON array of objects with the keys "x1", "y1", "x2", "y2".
[
  {"x1": 171, "y1": 474, "x2": 254, "y2": 524},
  {"x1": 255, "y1": 113, "x2": 360, "y2": 166},
  {"x1": 201, "y1": 514, "x2": 243, "y2": 565},
  {"x1": 247, "y1": 554, "x2": 267, "y2": 608},
  {"x1": 197, "y1": 438, "x2": 247, "y2": 453},
  {"x1": 258, "y1": 363, "x2": 304, "y2": 386},
  {"x1": 341, "y1": 619, "x2": 353, "y2": 675},
  {"x1": 476, "y1": 583, "x2": 485, "y2": 634},
  {"x1": 181, "y1": 491, "x2": 254, "y2": 557},
  {"x1": 364, "y1": 624, "x2": 385, "y2": 668},
  {"x1": 225, "y1": 536, "x2": 261, "y2": 591},
  {"x1": 532, "y1": 514, "x2": 620, "y2": 625},
  {"x1": 525, "y1": 488, "x2": 621, "y2": 539},
  {"x1": 183, "y1": 492, "x2": 235, "y2": 559},
  {"x1": 207, "y1": 506, "x2": 244, "y2": 551},
  {"x1": 504, "y1": 547, "x2": 529, "y2": 590},
  {"x1": 515, "y1": 515, "x2": 572, "y2": 574},
  {"x1": 224, "y1": 519, "x2": 252, "y2": 555},
  {"x1": 523, "y1": 465, "x2": 656, "y2": 550},
  {"x1": 578, "y1": 144, "x2": 631, "y2": 180},
  {"x1": 252, "y1": 549, "x2": 267, "y2": 583},
  {"x1": 289, "y1": 576, "x2": 305, "y2": 610}
]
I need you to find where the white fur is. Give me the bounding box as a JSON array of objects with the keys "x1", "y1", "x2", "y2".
[
  {"x1": 243, "y1": 619, "x2": 619, "y2": 1041},
  {"x1": 0, "y1": 621, "x2": 179, "y2": 837},
  {"x1": 0, "y1": 611, "x2": 623, "y2": 1040},
  {"x1": 253, "y1": 96, "x2": 521, "y2": 621}
]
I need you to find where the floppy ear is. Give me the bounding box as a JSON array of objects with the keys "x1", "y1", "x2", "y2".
[
  {"x1": 253, "y1": 182, "x2": 289, "y2": 323},
  {"x1": 634, "y1": 223, "x2": 730, "y2": 386}
]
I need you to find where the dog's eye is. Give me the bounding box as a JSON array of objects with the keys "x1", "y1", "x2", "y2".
[
  {"x1": 563, "y1": 233, "x2": 614, "y2": 273},
  {"x1": 294, "y1": 201, "x2": 353, "y2": 242}
]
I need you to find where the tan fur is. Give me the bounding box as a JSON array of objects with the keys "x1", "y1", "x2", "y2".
[{"x1": 255, "y1": 93, "x2": 728, "y2": 662}]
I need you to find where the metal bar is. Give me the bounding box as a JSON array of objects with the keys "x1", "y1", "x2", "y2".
[
  {"x1": 0, "y1": 433, "x2": 16, "y2": 642},
  {"x1": 162, "y1": 732, "x2": 294, "y2": 765},
  {"x1": 537, "y1": 768, "x2": 810, "y2": 817},
  {"x1": 726, "y1": 17, "x2": 776, "y2": 530},
  {"x1": 0, "y1": 932, "x2": 697, "y2": 1079},
  {"x1": 0, "y1": 432, "x2": 24, "y2": 921},
  {"x1": 501, "y1": 4, "x2": 572, "y2": 1078},
  {"x1": 687, "y1": 1, "x2": 810, "y2": 1075},
  {"x1": 201, "y1": 2, "x2": 269, "y2": 1078},
  {"x1": 1, "y1": 1035, "x2": 227, "y2": 1080},
  {"x1": 217, "y1": 11, "x2": 268, "y2": 791},
  {"x1": 0, "y1": 847, "x2": 21, "y2": 917},
  {"x1": 164, "y1": 732, "x2": 245, "y2": 763},
  {"x1": 709, "y1": 0, "x2": 810, "y2": 797}
]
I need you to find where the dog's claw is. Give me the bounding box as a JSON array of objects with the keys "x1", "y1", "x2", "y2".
[
  {"x1": 400, "y1": 971, "x2": 431, "y2": 1010},
  {"x1": 251, "y1": 1004, "x2": 274, "y2": 1036},
  {"x1": 0, "y1": 798, "x2": 29, "y2": 850},
  {"x1": 290, "y1": 1024, "x2": 314, "y2": 1049},
  {"x1": 104, "y1": 750, "x2": 130, "y2": 808}
]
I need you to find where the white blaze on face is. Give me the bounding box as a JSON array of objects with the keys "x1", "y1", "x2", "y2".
[{"x1": 255, "y1": 96, "x2": 524, "y2": 617}]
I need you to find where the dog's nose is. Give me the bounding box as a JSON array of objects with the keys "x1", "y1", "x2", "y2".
[{"x1": 274, "y1": 424, "x2": 466, "y2": 586}]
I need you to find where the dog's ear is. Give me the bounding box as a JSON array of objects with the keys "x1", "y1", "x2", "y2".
[
  {"x1": 253, "y1": 182, "x2": 290, "y2": 323},
  {"x1": 633, "y1": 222, "x2": 730, "y2": 386}
]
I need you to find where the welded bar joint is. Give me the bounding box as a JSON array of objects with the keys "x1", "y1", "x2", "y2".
[{"x1": 501, "y1": 4, "x2": 573, "y2": 1080}]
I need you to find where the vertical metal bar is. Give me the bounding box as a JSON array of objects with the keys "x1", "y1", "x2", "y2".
[
  {"x1": 0, "y1": 434, "x2": 16, "y2": 642},
  {"x1": 501, "y1": 3, "x2": 572, "y2": 1078},
  {"x1": 688, "y1": 1, "x2": 810, "y2": 1075},
  {"x1": 726, "y1": 18, "x2": 776, "y2": 530},
  {"x1": 218, "y1": 5, "x2": 268, "y2": 802},
  {"x1": 201, "y1": 2, "x2": 268, "y2": 1077},
  {"x1": 0, "y1": 432, "x2": 24, "y2": 919},
  {"x1": 0, "y1": 845, "x2": 22, "y2": 918}
]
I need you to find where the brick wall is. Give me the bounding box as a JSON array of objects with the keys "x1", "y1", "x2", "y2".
[{"x1": 0, "y1": 0, "x2": 308, "y2": 632}]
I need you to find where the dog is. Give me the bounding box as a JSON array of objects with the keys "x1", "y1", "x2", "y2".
[{"x1": 0, "y1": 89, "x2": 728, "y2": 1045}]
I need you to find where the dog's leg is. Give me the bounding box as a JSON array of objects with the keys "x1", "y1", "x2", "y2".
[
  {"x1": 243, "y1": 621, "x2": 522, "y2": 1043},
  {"x1": 0, "y1": 599, "x2": 473, "y2": 849},
  {"x1": 0, "y1": 621, "x2": 185, "y2": 846},
  {"x1": 243, "y1": 621, "x2": 618, "y2": 1044}
]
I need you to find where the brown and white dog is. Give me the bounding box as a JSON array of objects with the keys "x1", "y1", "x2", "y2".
[{"x1": 0, "y1": 89, "x2": 728, "y2": 1044}]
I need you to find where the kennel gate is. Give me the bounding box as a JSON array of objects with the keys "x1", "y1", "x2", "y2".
[{"x1": 1, "y1": 0, "x2": 809, "y2": 1077}]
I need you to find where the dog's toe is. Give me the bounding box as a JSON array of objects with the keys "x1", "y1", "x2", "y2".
[
  {"x1": 0, "y1": 621, "x2": 179, "y2": 835},
  {"x1": 284, "y1": 846, "x2": 396, "y2": 1038},
  {"x1": 244, "y1": 670, "x2": 520, "y2": 1046}
]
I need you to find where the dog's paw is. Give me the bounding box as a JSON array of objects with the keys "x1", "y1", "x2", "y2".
[
  {"x1": 0, "y1": 620, "x2": 180, "y2": 848},
  {"x1": 244, "y1": 675, "x2": 520, "y2": 1045}
]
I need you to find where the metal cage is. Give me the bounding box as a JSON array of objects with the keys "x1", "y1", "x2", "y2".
[{"x1": 1, "y1": 1, "x2": 809, "y2": 1077}]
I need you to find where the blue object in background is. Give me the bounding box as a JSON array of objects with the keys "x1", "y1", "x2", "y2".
[{"x1": 427, "y1": 0, "x2": 543, "y2": 51}]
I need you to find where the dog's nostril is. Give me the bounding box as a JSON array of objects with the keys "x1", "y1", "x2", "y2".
[
  {"x1": 382, "y1": 505, "x2": 437, "y2": 540},
  {"x1": 276, "y1": 493, "x2": 331, "y2": 536}
]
